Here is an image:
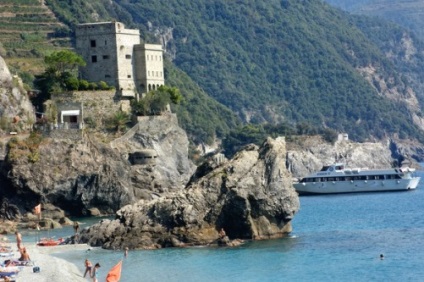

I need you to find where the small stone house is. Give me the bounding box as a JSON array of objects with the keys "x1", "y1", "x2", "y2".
[{"x1": 56, "y1": 102, "x2": 83, "y2": 129}]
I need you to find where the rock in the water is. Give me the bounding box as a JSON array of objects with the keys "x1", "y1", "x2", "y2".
[{"x1": 80, "y1": 137, "x2": 300, "y2": 249}]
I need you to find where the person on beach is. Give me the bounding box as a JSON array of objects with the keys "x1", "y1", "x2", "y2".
[
  {"x1": 73, "y1": 221, "x2": 79, "y2": 234},
  {"x1": 83, "y1": 258, "x2": 93, "y2": 278},
  {"x1": 15, "y1": 231, "x2": 22, "y2": 250},
  {"x1": 219, "y1": 228, "x2": 226, "y2": 239},
  {"x1": 91, "y1": 262, "x2": 100, "y2": 282},
  {"x1": 18, "y1": 247, "x2": 30, "y2": 261}
]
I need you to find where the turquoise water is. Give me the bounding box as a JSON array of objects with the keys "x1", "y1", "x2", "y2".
[{"x1": 9, "y1": 170, "x2": 424, "y2": 281}]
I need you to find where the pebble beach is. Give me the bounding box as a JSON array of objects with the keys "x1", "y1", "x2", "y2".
[{"x1": 4, "y1": 244, "x2": 89, "y2": 282}]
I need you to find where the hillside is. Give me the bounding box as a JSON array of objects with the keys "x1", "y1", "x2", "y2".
[
  {"x1": 0, "y1": 0, "x2": 240, "y2": 146},
  {"x1": 43, "y1": 0, "x2": 424, "y2": 142},
  {"x1": 3, "y1": 0, "x2": 424, "y2": 147},
  {"x1": 0, "y1": 0, "x2": 70, "y2": 75},
  {"x1": 325, "y1": 0, "x2": 424, "y2": 41}
]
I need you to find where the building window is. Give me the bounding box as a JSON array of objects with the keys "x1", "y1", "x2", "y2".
[
  {"x1": 148, "y1": 71, "x2": 150, "y2": 76},
  {"x1": 105, "y1": 75, "x2": 111, "y2": 78},
  {"x1": 105, "y1": 40, "x2": 107, "y2": 45},
  {"x1": 90, "y1": 40, "x2": 96, "y2": 47},
  {"x1": 91, "y1": 55, "x2": 97, "y2": 63},
  {"x1": 103, "y1": 55, "x2": 110, "y2": 59},
  {"x1": 127, "y1": 75, "x2": 131, "y2": 78},
  {"x1": 126, "y1": 54, "x2": 132, "y2": 59}
]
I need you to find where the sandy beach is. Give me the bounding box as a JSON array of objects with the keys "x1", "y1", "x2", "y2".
[{"x1": 5, "y1": 243, "x2": 89, "y2": 282}]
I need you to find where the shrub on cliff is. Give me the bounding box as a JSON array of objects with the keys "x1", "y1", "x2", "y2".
[
  {"x1": 107, "y1": 111, "x2": 131, "y2": 133},
  {"x1": 131, "y1": 85, "x2": 182, "y2": 116}
]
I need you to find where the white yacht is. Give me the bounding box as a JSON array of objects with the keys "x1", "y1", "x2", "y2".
[{"x1": 293, "y1": 163, "x2": 421, "y2": 194}]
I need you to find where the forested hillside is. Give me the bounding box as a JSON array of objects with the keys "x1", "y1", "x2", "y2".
[
  {"x1": 44, "y1": 0, "x2": 424, "y2": 141},
  {"x1": 3, "y1": 0, "x2": 424, "y2": 146},
  {"x1": 325, "y1": 0, "x2": 424, "y2": 41}
]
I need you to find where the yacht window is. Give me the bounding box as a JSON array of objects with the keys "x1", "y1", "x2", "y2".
[{"x1": 320, "y1": 166, "x2": 330, "y2": 171}]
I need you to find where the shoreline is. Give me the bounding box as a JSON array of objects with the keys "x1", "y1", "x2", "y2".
[{"x1": 7, "y1": 243, "x2": 89, "y2": 282}]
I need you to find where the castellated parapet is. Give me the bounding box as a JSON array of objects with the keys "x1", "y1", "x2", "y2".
[{"x1": 76, "y1": 22, "x2": 164, "y2": 98}]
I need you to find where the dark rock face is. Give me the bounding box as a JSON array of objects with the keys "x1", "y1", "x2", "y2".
[
  {"x1": 1, "y1": 114, "x2": 195, "y2": 216},
  {"x1": 80, "y1": 137, "x2": 300, "y2": 249},
  {"x1": 3, "y1": 137, "x2": 134, "y2": 215}
]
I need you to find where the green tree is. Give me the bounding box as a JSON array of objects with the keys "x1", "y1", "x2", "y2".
[
  {"x1": 34, "y1": 50, "x2": 87, "y2": 107},
  {"x1": 132, "y1": 86, "x2": 183, "y2": 116},
  {"x1": 44, "y1": 50, "x2": 85, "y2": 77},
  {"x1": 157, "y1": 85, "x2": 183, "y2": 104}
]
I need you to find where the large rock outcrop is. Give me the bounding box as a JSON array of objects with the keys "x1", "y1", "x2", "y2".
[
  {"x1": 3, "y1": 135, "x2": 134, "y2": 215},
  {"x1": 0, "y1": 55, "x2": 34, "y2": 136},
  {"x1": 80, "y1": 137, "x2": 300, "y2": 249},
  {"x1": 110, "y1": 113, "x2": 196, "y2": 195},
  {"x1": 1, "y1": 114, "x2": 195, "y2": 216}
]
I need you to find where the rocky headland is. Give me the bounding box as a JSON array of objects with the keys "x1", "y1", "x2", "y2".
[{"x1": 80, "y1": 137, "x2": 300, "y2": 249}]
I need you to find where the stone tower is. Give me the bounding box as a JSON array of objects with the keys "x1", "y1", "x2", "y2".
[{"x1": 75, "y1": 22, "x2": 164, "y2": 97}]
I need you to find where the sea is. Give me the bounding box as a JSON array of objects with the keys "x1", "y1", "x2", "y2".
[{"x1": 8, "y1": 169, "x2": 424, "y2": 282}]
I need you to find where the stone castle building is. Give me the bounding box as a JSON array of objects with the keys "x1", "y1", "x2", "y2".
[{"x1": 75, "y1": 22, "x2": 164, "y2": 97}]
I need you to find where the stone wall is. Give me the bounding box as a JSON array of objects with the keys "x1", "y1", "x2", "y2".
[
  {"x1": 54, "y1": 91, "x2": 123, "y2": 128},
  {"x1": 47, "y1": 128, "x2": 82, "y2": 141}
]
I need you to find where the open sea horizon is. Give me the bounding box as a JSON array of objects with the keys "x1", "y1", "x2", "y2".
[{"x1": 9, "y1": 169, "x2": 424, "y2": 281}]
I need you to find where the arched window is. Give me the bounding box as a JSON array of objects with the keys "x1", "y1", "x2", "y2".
[{"x1": 148, "y1": 84, "x2": 152, "y2": 91}]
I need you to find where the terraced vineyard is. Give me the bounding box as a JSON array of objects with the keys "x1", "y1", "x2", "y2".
[{"x1": 0, "y1": 0, "x2": 71, "y2": 74}]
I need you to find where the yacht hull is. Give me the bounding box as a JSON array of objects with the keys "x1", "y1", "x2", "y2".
[{"x1": 294, "y1": 177, "x2": 421, "y2": 195}]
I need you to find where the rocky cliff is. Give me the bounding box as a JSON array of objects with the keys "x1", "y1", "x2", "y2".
[
  {"x1": 80, "y1": 137, "x2": 300, "y2": 249},
  {"x1": 0, "y1": 55, "x2": 34, "y2": 136},
  {"x1": 0, "y1": 55, "x2": 35, "y2": 162},
  {"x1": 1, "y1": 114, "x2": 195, "y2": 217},
  {"x1": 286, "y1": 136, "x2": 413, "y2": 178},
  {"x1": 110, "y1": 114, "x2": 196, "y2": 195}
]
